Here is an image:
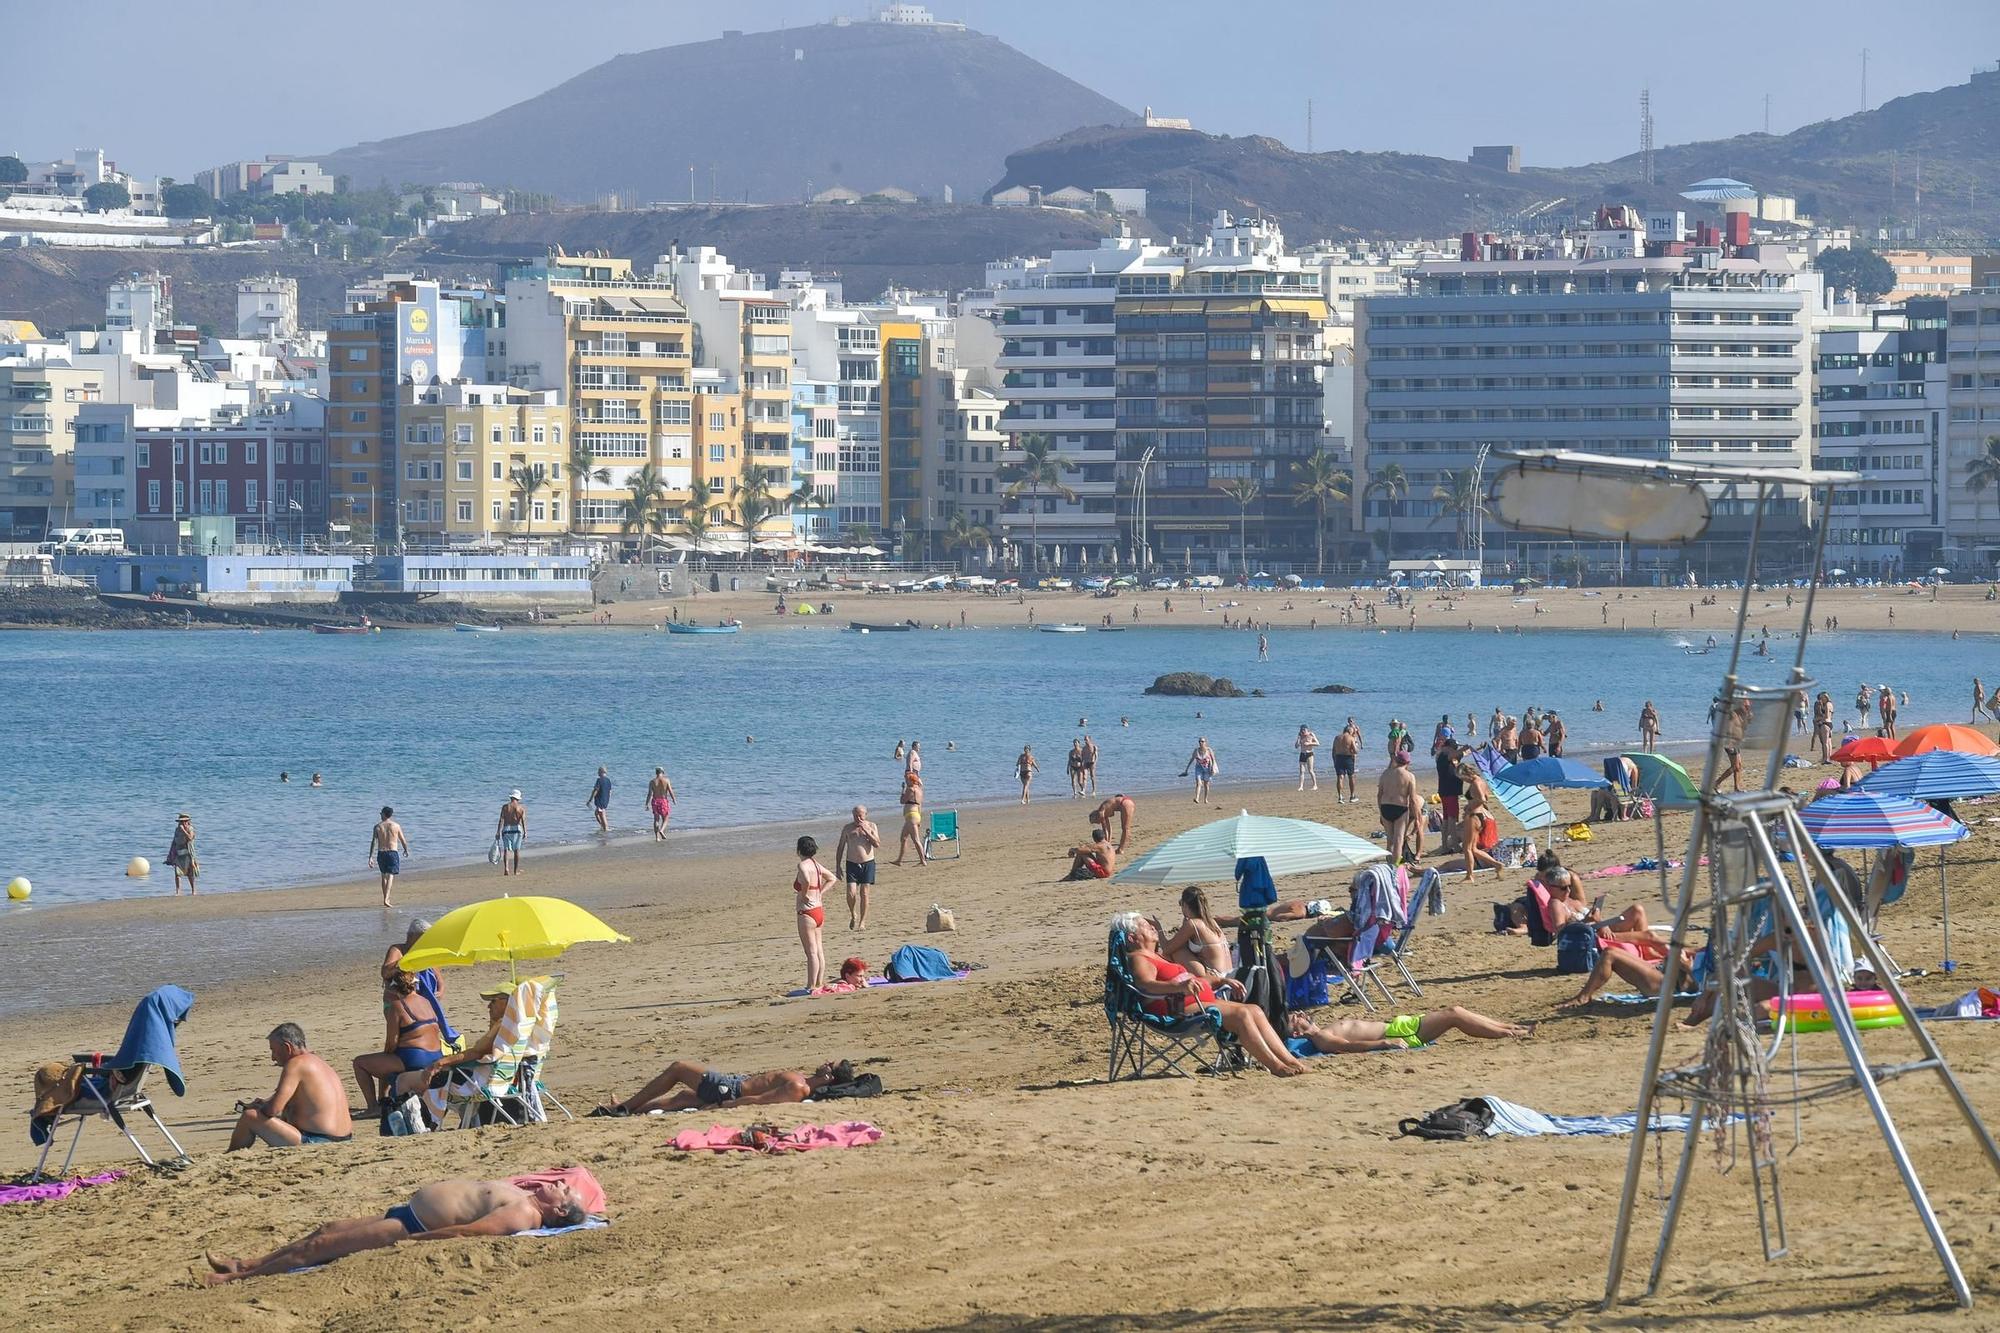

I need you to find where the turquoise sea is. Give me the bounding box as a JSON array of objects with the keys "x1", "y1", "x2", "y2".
[{"x1": 0, "y1": 623, "x2": 1988, "y2": 906}]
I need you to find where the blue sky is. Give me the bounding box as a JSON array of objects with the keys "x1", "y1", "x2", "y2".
[{"x1": 11, "y1": 0, "x2": 2000, "y2": 179}]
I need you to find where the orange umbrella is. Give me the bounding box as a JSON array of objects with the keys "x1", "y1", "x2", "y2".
[
  {"x1": 1892, "y1": 724, "x2": 2000, "y2": 759},
  {"x1": 1832, "y1": 735, "x2": 1898, "y2": 764}
]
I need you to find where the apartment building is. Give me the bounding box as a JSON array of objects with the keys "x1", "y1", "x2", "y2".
[
  {"x1": 117, "y1": 398, "x2": 329, "y2": 545},
  {"x1": 1354, "y1": 242, "x2": 1817, "y2": 575},
  {"x1": 326, "y1": 278, "x2": 491, "y2": 543},
  {"x1": 0, "y1": 361, "x2": 104, "y2": 537},
  {"x1": 1944, "y1": 287, "x2": 2000, "y2": 563},
  {"x1": 1880, "y1": 250, "x2": 1973, "y2": 303},
  {"x1": 790, "y1": 379, "x2": 840, "y2": 542},
  {"x1": 1811, "y1": 301, "x2": 1946, "y2": 578},
  {"x1": 941, "y1": 378, "x2": 1004, "y2": 555},
  {"x1": 504, "y1": 254, "x2": 694, "y2": 541},
  {"x1": 1116, "y1": 213, "x2": 1328, "y2": 572},
  {"x1": 395, "y1": 381, "x2": 567, "y2": 542}
]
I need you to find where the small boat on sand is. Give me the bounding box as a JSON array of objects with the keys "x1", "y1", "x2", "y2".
[
  {"x1": 311, "y1": 622, "x2": 374, "y2": 635},
  {"x1": 849, "y1": 621, "x2": 914, "y2": 632}
]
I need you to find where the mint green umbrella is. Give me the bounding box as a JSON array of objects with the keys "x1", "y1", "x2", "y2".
[
  {"x1": 1624, "y1": 752, "x2": 1699, "y2": 807},
  {"x1": 1113, "y1": 810, "x2": 1386, "y2": 885}
]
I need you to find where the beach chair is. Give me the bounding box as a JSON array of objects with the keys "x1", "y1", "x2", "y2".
[
  {"x1": 924, "y1": 809, "x2": 961, "y2": 860},
  {"x1": 424, "y1": 977, "x2": 574, "y2": 1129},
  {"x1": 31, "y1": 985, "x2": 192, "y2": 1181},
  {"x1": 1371, "y1": 868, "x2": 1436, "y2": 999},
  {"x1": 1103, "y1": 932, "x2": 1238, "y2": 1080}
]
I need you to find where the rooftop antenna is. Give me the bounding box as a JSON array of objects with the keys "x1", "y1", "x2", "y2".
[
  {"x1": 1640, "y1": 86, "x2": 1655, "y2": 186},
  {"x1": 1483, "y1": 453, "x2": 2000, "y2": 1314}
]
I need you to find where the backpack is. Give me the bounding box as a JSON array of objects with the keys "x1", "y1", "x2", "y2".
[
  {"x1": 816, "y1": 1072, "x2": 883, "y2": 1101},
  {"x1": 1555, "y1": 921, "x2": 1600, "y2": 975},
  {"x1": 1397, "y1": 1097, "x2": 1495, "y2": 1141}
]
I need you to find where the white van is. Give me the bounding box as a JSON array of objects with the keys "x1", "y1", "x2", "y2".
[{"x1": 44, "y1": 528, "x2": 127, "y2": 553}]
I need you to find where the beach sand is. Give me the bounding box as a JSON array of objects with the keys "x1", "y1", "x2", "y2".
[{"x1": 7, "y1": 757, "x2": 2000, "y2": 1329}]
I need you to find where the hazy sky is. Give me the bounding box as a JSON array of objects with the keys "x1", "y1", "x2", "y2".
[{"x1": 13, "y1": 0, "x2": 2000, "y2": 179}]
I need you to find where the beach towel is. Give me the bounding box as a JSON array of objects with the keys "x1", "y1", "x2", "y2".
[
  {"x1": 1346, "y1": 863, "x2": 1405, "y2": 968},
  {"x1": 508, "y1": 1166, "x2": 607, "y2": 1217},
  {"x1": 1478, "y1": 1096, "x2": 1696, "y2": 1137},
  {"x1": 107, "y1": 985, "x2": 194, "y2": 1096},
  {"x1": 412, "y1": 969, "x2": 461, "y2": 1047},
  {"x1": 1285, "y1": 1036, "x2": 1428, "y2": 1059},
  {"x1": 669, "y1": 1121, "x2": 882, "y2": 1154},
  {"x1": 1596, "y1": 992, "x2": 1702, "y2": 1005},
  {"x1": 0, "y1": 1170, "x2": 124, "y2": 1205},
  {"x1": 884, "y1": 944, "x2": 956, "y2": 982},
  {"x1": 785, "y1": 972, "x2": 969, "y2": 998}
]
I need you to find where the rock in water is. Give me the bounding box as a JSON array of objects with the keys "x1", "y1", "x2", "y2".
[
  {"x1": 1313, "y1": 683, "x2": 1358, "y2": 694},
  {"x1": 1144, "y1": 672, "x2": 1246, "y2": 698}
]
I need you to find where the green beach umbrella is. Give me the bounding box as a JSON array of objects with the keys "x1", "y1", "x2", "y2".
[
  {"x1": 1113, "y1": 811, "x2": 1386, "y2": 885},
  {"x1": 1624, "y1": 752, "x2": 1699, "y2": 807}
]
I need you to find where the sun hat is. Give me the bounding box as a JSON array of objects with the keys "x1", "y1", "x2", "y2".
[{"x1": 508, "y1": 789, "x2": 523, "y2": 800}]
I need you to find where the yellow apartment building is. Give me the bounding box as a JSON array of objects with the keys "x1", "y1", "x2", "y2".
[
  {"x1": 1, "y1": 360, "x2": 103, "y2": 537},
  {"x1": 395, "y1": 382, "x2": 569, "y2": 542}
]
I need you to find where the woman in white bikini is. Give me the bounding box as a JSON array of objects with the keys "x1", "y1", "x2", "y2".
[{"x1": 1162, "y1": 886, "x2": 1233, "y2": 980}]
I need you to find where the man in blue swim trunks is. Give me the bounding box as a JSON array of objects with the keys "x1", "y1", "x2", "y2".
[
  {"x1": 585, "y1": 766, "x2": 612, "y2": 834},
  {"x1": 201, "y1": 1176, "x2": 588, "y2": 1284},
  {"x1": 227, "y1": 1023, "x2": 354, "y2": 1151},
  {"x1": 496, "y1": 789, "x2": 527, "y2": 875},
  {"x1": 592, "y1": 1058, "x2": 857, "y2": 1115}
]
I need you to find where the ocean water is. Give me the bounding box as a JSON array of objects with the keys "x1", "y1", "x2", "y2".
[{"x1": 0, "y1": 622, "x2": 1984, "y2": 906}]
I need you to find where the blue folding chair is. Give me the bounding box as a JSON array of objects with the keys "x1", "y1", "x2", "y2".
[
  {"x1": 1103, "y1": 931, "x2": 1238, "y2": 1080},
  {"x1": 924, "y1": 809, "x2": 961, "y2": 860}
]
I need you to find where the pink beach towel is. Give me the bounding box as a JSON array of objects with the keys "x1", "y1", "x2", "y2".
[
  {"x1": 0, "y1": 1170, "x2": 124, "y2": 1205},
  {"x1": 670, "y1": 1121, "x2": 882, "y2": 1154}
]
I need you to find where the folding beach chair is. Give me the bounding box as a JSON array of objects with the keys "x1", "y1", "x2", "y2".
[
  {"x1": 31, "y1": 985, "x2": 192, "y2": 1181},
  {"x1": 424, "y1": 977, "x2": 574, "y2": 1129},
  {"x1": 1103, "y1": 931, "x2": 1239, "y2": 1080},
  {"x1": 1301, "y1": 863, "x2": 1423, "y2": 1010},
  {"x1": 924, "y1": 809, "x2": 961, "y2": 860}
]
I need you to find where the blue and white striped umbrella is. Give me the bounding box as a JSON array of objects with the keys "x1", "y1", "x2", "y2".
[
  {"x1": 1490, "y1": 777, "x2": 1556, "y2": 832},
  {"x1": 1856, "y1": 750, "x2": 2000, "y2": 802},
  {"x1": 1798, "y1": 790, "x2": 1968, "y2": 849},
  {"x1": 1113, "y1": 810, "x2": 1386, "y2": 884},
  {"x1": 1496, "y1": 755, "x2": 1611, "y2": 788}
]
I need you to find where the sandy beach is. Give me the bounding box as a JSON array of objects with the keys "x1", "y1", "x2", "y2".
[{"x1": 8, "y1": 732, "x2": 2000, "y2": 1330}]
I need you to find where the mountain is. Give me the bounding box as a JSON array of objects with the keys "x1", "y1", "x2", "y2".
[
  {"x1": 423, "y1": 202, "x2": 1117, "y2": 301},
  {"x1": 991, "y1": 68, "x2": 2000, "y2": 241},
  {"x1": 320, "y1": 19, "x2": 1133, "y2": 206}
]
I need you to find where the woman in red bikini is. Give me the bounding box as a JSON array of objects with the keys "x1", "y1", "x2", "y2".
[
  {"x1": 1114, "y1": 913, "x2": 1308, "y2": 1076},
  {"x1": 793, "y1": 835, "x2": 837, "y2": 992}
]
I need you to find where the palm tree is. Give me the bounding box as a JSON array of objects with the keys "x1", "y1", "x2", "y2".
[
  {"x1": 1428, "y1": 468, "x2": 1487, "y2": 558},
  {"x1": 1968, "y1": 435, "x2": 2000, "y2": 527},
  {"x1": 619, "y1": 463, "x2": 668, "y2": 544},
  {"x1": 1364, "y1": 463, "x2": 1409, "y2": 563},
  {"x1": 731, "y1": 462, "x2": 782, "y2": 554},
  {"x1": 568, "y1": 440, "x2": 610, "y2": 532},
  {"x1": 1219, "y1": 476, "x2": 1262, "y2": 578},
  {"x1": 942, "y1": 511, "x2": 992, "y2": 569},
  {"x1": 682, "y1": 500, "x2": 714, "y2": 561},
  {"x1": 999, "y1": 432, "x2": 1077, "y2": 575},
  {"x1": 787, "y1": 480, "x2": 828, "y2": 543},
  {"x1": 1289, "y1": 451, "x2": 1352, "y2": 575},
  {"x1": 508, "y1": 464, "x2": 551, "y2": 538},
  {"x1": 843, "y1": 523, "x2": 876, "y2": 551}
]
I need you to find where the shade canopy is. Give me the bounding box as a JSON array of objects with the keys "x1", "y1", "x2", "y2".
[
  {"x1": 1857, "y1": 750, "x2": 2000, "y2": 802},
  {"x1": 1113, "y1": 811, "x2": 1385, "y2": 885},
  {"x1": 1799, "y1": 790, "x2": 1969, "y2": 850},
  {"x1": 399, "y1": 895, "x2": 631, "y2": 980},
  {"x1": 1623, "y1": 752, "x2": 1700, "y2": 807},
  {"x1": 1892, "y1": 724, "x2": 2000, "y2": 759},
  {"x1": 1496, "y1": 755, "x2": 1611, "y2": 789},
  {"x1": 1833, "y1": 735, "x2": 1899, "y2": 764},
  {"x1": 1489, "y1": 777, "x2": 1556, "y2": 832}
]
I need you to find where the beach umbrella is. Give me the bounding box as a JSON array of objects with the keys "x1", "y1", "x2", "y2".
[
  {"x1": 1496, "y1": 756, "x2": 1610, "y2": 788},
  {"x1": 1113, "y1": 811, "x2": 1385, "y2": 885},
  {"x1": 1833, "y1": 735, "x2": 1898, "y2": 764},
  {"x1": 1799, "y1": 790, "x2": 1967, "y2": 850},
  {"x1": 1827, "y1": 568, "x2": 1848, "y2": 578},
  {"x1": 1856, "y1": 751, "x2": 2000, "y2": 972},
  {"x1": 1489, "y1": 777, "x2": 1555, "y2": 832},
  {"x1": 1623, "y1": 752, "x2": 1700, "y2": 807},
  {"x1": 1929, "y1": 566, "x2": 1952, "y2": 576},
  {"x1": 1892, "y1": 723, "x2": 2000, "y2": 759},
  {"x1": 398, "y1": 895, "x2": 631, "y2": 982}
]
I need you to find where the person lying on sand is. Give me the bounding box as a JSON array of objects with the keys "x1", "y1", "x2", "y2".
[
  {"x1": 201, "y1": 1176, "x2": 586, "y2": 1284},
  {"x1": 592, "y1": 1059, "x2": 856, "y2": 1115},
  {"x1": 1214, "y1": 897, "x2": 1337, "y2": 927},
  {"x1": 226, "y1": 1023, "x2": 352, "y2": 1151},
  {"x1": 1287, "y1": 1007, "x2": 1534, "y2": 1053}
]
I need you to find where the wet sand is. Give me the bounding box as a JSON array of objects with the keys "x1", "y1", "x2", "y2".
[{"x1": 8, "y1": 734, "x2": 2000, "y2": 1329}]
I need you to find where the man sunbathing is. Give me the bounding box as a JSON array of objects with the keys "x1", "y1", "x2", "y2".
[
  {"x1": 226, "y1": 1023, "x2": 353, "y2": 1151},
  {"x1": 593, "y1": 1059, "x2": 856, "y2": 1115},
  {"x1": 201, "y1": 1176, "x2": 587, "y2": 1284},
  {"x1": 1062, "y1": 824, "x2": 1117, "y2": 880},
  {"x1": 1287, "y1": 1006, "x2": 1535, "y2": 1052}
]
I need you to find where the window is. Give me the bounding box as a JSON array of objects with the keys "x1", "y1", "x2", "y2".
[
  {"x1": 532, "y1": 425, "x2": 545, "y2": 444},
  {"x1": 709, "y1": 412, "x2": 726, "y2": 430},
  {"x1": 216, "y1": 442, "x2": 228, "y2": 465},
  {"x1": 199, "y1": 442, "x2": 213, "y2": 464},
  {"x1": 455, "y1": 424, "x2": 472, "y2": 444},
  {"x1": 491, "y1": 426, "x2": 502, "y2": 443},
  {"x1": 351, "y1": 379, "x2": 366, "y2": 393},
  {"x1": 709, "y1": 444, "x2": 725, "y2": 462},
  {"x1": 245, "y1": 479, "x2": 258, "y2": 511},
  {"x1": 199, "y1": 479, "x2": 213, "y2": 513},
  {"x1": 245, "y1": 441, "x2": 258, "y2": 464},
  {"x1": 274, "y1": 480, "x2": 287, "y2": 506},
  {"x1": 456, "y1": 460, "x2": 473, "y2": 481},
  {"x1": 457, "y1": 500, "x2": 473, "y2": 523},
  {"x1": 709, "y1": 477, "x2": 726, "y2": 494},
  {"x1": 350, "y1": 409, "x2": 366, "y2": 423},
  {"x1": 347, "y1": 347, "x2": 367, "y2": 362},
  {"x1": 551, "y1": 425, "x2": 561, "y2": 446},
  {"x1": 215, "y1": 479, "x2": 229, "y2": 511},
  {"x1": 147, "y1": 479, "x2": 160, "y2": 511},
  {"x1": 659, "y1": 402, "x2": 692, "y2": 425},
  {"x1": 173, "y1": 480, "x2": 184, "y2": 512},
  {"x1": 510, "y1": 425, "x2": 524, "y2": 443},
  {"x1": 274, "y1": 442, "x2": 287, "y2": 464},
  {"x1": 172, "y1": 442, "x2": 183, "y2": 463},
  {"x1": 492, "y1": 461, "x2": 503, "y2": 480},
  {"x1": 492, "y1": 500, "x2": 502, "y2": 523},
  {"x1": 136, "y1": 442, "x2": 150, "y2": 468}
]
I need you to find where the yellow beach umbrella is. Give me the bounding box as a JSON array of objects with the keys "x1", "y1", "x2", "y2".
[{"x1": 398, "y1": 895, "x2": 631, "y2": 981}]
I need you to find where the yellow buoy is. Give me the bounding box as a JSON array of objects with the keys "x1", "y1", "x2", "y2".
[
  {"x1": 127, "y1": 856, "x2": 151, "y2": 878},
  {"x1": 6, "y1": 877, "x2": 30, "y2": 901}
]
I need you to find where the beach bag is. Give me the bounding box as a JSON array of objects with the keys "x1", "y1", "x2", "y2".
[
  {"x1": 1477, "y1": 814, "x2": 1500, "y2": 851},
  {"x1": 817, "y1": 1072, "x2": 884, "y2": 1101},
  {"x1": 381, "y1": 1092, "x2": 432, "y2": 1137},
  {"x1": 925, "y1": 904, "x2": 956, "y2": 933},
  {"x1": 1565, "y1": 823, "x2": 1593, "y2": 842},
  {"x1": 487, "y1": 838, "x2": 501, "y2": 865},
  {"x1": 1555, "y1": 921, "x2": 1600, "y2": 975},
  {"x1": 1283, "y1": 948, "x2": 1333, "y2": 1010},
  {"x1": 1397, "y1": 1097, "x2": 1494, "y2": 1141}
]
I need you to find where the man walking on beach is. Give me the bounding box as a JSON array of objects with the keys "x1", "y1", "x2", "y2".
[
  {"x1": 227, "y1": 1023, "x2": 352, "y2": 1151},
  {"x1": 1080, "y1": 732, "x2": 1099, "y2": 796},
  {"x1": 1377, "y1": 751, "x2": 1421, "y2": 866},
  {"x1": 368, "y1": 807, "x2": 409, "y2": 907},
  {"x1": 496, "y1": 791, "x2": 527, "y2": 875},
  {"x1": 1331, "y1": 722, "x2": 1359, "y2": 804},
  {"x1": 647, "y1": 767, "x2": 677, "y2": 841},
  {"x1": 835, "y1": 805, "x2": 881, "y2": 930},
  {"x1": 586, "y1": 766, "x2": 613, "y2": 834}
]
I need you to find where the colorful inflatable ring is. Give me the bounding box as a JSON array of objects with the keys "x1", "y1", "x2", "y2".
[
  {"x1": 1776, "y1": 1014, "x2": 1906, "y2": 1034},
  {"x1": 1787, "y1": 1004, "x2": 1900, "y2": 1025},
  {"x1": 1766, "y1": 990, "x2": 1892, "y2": 1013}
]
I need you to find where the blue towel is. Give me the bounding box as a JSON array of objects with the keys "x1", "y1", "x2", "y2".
[
  {"x1": 1480, "y1": 1096, "x2": 1695, "y2": 1137},
  {"x1": 884, "y1": 944, "x2": 956, "y2": 982},
  {"x1": 1286, "y1": 1035, "x2": 1429, "y2": 1058},
  {"x1": 1234, "y1": 856, "x2": 1276, "y2": 909},
  {"x1": 412, "y1": 969, "x2": 460, "y2": 1046},
  {"x1": 108, "y1": 985, "x2": 193, "y2": 1096}
]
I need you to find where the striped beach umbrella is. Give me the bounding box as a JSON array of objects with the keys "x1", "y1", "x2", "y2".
[
  {"x1": 1113, "y1": 811, "x2": 1386, "y2": 884},
  {"x1": 1489, "y1": 777, "x2": 1556, "y2": 832},
  {"x1": 1496, "y1": 755, "x2": 1611, "y2": 788},
  {"x1": 1798, "y1": 790, "x2": 1968, "y2": 850},
  {"x1": 1856, "y1": 750, "x2": 2000, "y2": 801},
  {"x1": 1891, "y1": 723, "x2": 2000, "y2": 759}
]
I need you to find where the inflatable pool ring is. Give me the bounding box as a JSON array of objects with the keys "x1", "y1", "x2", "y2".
[
  {"x1": 1776, "y1": 1013, "x2": 1906, "y2": 1035},
  {"x1": 1766, "y1": 990, "x2": 1891, "y2": 1012}
]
